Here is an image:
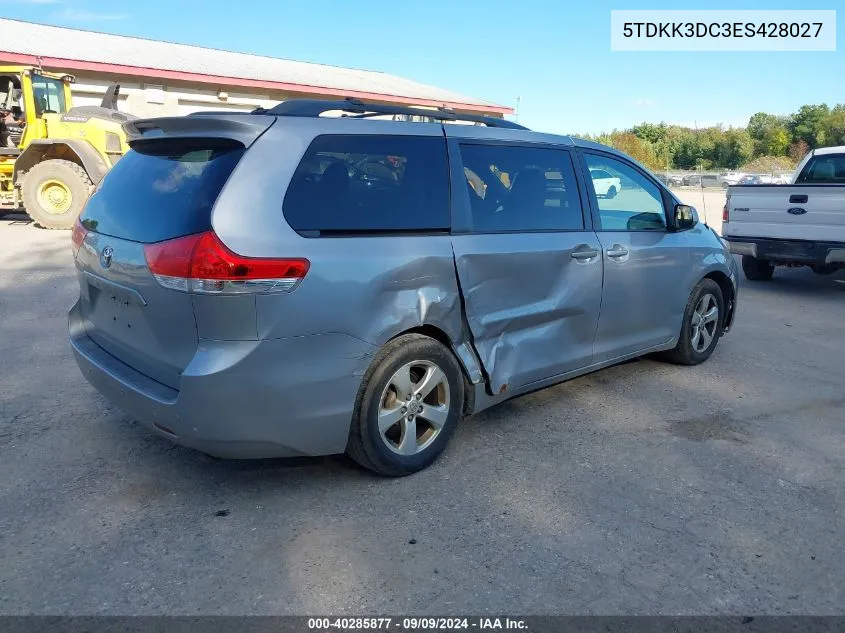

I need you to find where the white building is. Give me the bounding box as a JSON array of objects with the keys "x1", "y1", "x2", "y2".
[{"x1": 0, "y1": 18, "x2": 511, "y2": 119}]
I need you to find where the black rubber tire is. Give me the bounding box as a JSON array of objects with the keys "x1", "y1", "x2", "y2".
[
  {"x1": 20, "y1": 159, "x2": 93, "y2": 230},
  {"x1": 661, "y1": 279, "x2": 724, "y2": 366},
  {"x1": 741, "y1": 255, "x2": 775, "y2": 281},
  {"x1": 606, "y1": 185, "x2": 617, "y2": 199},
  {"x1": 811, "y1": 264, "x2": 839, "y2": 275},
  {"x1": 347, "y1": 334, "x2": 464, "y2": 477}
]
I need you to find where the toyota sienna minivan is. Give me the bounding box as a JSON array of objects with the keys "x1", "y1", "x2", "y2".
[{"x1": 69, "y1": 98, "x2": 738, "y2": 476}]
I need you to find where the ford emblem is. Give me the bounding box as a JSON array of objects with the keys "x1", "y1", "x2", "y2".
[{"x1": 787, "y1": 207, "x2": 807, "y2": 215}]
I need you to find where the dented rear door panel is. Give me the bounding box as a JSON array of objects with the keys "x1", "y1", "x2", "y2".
[
  {"x1": 445, "y1": 132, "x2": 603, "y2": 395},
  {"x1": 452, "y1": 234, "x2": 603, "y2": 393}
]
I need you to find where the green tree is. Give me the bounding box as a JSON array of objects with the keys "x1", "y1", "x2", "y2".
[
  {"x1": 821, "y1": 105, "x2": 845, "y2": 146},
  {"x1": 712, "y1": 129, "x2": 754, "y2": 169},
  {"x1": 667, "y1": 129, "x2": 702, "y2": 170},
  {"x1": 747, "y1": 112, "x2": 780, "y2": 141},
  {"x1": 631, "y1": 122, "x2": 668, "y2": 145},
  {"x1": 575, "y1": 101, "x2": 845, "y2": 170},
  {"x1": 746, "y1": 113, "x2": 790, "y2": 157},
  {"x1": 790, "y1": 104, "x2": 830, "y2": 147},
  {"x1": 763, "y1": 126, "x2": 790, "y2": 156}
]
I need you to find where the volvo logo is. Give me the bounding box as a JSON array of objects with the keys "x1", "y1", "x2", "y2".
[
  {"x1": 100, "y1": 246, "x2": 114, "y2": 269},
  {"x1": 787, "y1": 207, "x2": 807, "y2": 215}
]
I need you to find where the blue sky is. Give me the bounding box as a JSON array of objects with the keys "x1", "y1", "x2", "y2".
[{"x1": 7, "y1": 0, "x2": 843, "y2": 134}]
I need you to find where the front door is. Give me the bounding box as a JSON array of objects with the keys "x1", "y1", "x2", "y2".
[
  {"x1": 580, "y1": 150, "x2": 691, "y2": 362},
  {"x1": 448, "y1": 135, "x2": 603, "y2": 395}
]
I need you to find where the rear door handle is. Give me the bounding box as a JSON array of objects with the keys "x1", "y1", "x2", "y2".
[
  {"x1": 789, "y1": 194, "x2": 808, "y2": 204},
  {"x1": 571, "y1": 247, "x2": 600, "y2": 261},
  {"x1": 606, "y1": 245, "x2": 629, "y2": 259}
]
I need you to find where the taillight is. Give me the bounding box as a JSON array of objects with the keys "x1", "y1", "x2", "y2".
[
  {"x1": 144, "y1": 231, "x2": 309, "y2": 294},
  {"x1": 722, "y1": 199, "x2": 730, "y2": 223},
  {"x1": 71, "y1": 218, "x2": 88, "y2": 256}
]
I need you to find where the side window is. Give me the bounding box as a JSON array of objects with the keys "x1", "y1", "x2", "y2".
[
  {"x1": 458, "y1": 143, "x2": 584, "y2": 233},
  {"x1": 584, "y1": 153, "x2": 666, "y2": 231},
  {"x1": 283, "y1": 134, "x2": 449, "y2": 235},
  {"x1": 796, "y1": 154, "x2": 845, "y2": 183}
]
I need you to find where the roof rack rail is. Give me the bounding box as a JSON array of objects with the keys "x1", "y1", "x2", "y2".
[{"x1": 255, "y1": 97, "x2": 527, "y2": 130}]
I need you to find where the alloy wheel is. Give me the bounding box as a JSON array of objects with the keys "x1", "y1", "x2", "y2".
[
  {"x1": 377, "y1": 360, "x2": 451, "y2": 455},
  {"x1": 691, "y1": 293, "x2": 719, "y2": 353}
]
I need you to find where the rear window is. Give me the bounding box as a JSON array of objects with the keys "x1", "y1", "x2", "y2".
[
  {"x1": 796, "y1": 154, "x2": 845, "y2": 184},
  {"x1": 282, "y1": 134, "x2": 449, "y2": 235},
  {"x1": 80, "y1": 139, "x2": 244, "y2": 243}
]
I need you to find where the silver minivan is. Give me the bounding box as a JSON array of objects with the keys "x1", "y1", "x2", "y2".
[{"x1": 69, "y1": 99, "x2": 738, "y2": 475}]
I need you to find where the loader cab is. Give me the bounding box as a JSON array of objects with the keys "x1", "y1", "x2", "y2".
[
  {"x1": 29, "y1": 72, "x2": 69, "y2": 117},
  {"x1": 0, "y1": 67, "x2": 73, "y2": 148}
]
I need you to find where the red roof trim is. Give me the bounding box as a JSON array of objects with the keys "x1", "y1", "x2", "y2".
[{"x1": 0, "y1": 51, "x2": 513, "y2": 115}]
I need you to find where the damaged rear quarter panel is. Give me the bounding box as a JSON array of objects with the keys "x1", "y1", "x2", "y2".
[{"x1": 255, "y1": 235, "x2": 465, "y2": 352}]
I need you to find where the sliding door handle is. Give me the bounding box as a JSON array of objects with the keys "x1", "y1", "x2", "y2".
[
  {"x1": 606, "y1": 245, "x2": 629, "y2": 259},
  {"x1": 571, "y1": 248, "x2": 600, "y2": 261}
]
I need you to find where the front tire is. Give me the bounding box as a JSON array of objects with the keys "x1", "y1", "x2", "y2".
[
  {"x1": 662, "y1": 279, "x2": 724, "y2": 366},
  {"x1": 21, "y1": 159, "x2": 93, "y2": 230},
  {"x1": 347, "y1": 334, "x2": 464, "y2": 476},
  {"x1": 741, "y1": 255, "x2": 774, "y2": 281}
]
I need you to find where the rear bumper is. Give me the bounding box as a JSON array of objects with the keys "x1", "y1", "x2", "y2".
[
  {"x1": 725, "y1": 236, "x2": 845, "y2": 265},
  {"x1": 69, "y1": 301, "x2": 376, "y2": 458}
]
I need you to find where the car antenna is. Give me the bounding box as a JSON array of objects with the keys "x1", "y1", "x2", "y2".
[{"x1": 693, "y1": 120, "x2": 709, "y2": 227}]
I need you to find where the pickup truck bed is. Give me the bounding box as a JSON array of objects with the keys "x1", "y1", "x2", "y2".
[{"x1": 723, "y1": 149, "x2": 845, "y2": 281}]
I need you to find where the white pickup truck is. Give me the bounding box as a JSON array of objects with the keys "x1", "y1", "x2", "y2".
[{"x1": 723, "y1": 146, "x2": 845, "y2": 280}]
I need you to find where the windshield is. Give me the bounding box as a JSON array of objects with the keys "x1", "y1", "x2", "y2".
[{"x1": 31, "y1": 75, "x2": 67, "y2": 116}]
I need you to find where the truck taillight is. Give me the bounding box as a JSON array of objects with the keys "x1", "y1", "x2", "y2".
[
  {"x1": 71, "y1": 218, "x2": 88, "y2": 256},
  {"x1": 144, "y1": 231, "x2": 309, "y2": 294},
  {"x1": 722, "y1": 201, "x2": 730, "y2": 223}
]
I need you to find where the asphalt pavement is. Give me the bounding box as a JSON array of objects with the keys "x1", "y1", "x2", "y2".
[{"x1": 1, "y1": 215, "x2": 843, "y2": 615}]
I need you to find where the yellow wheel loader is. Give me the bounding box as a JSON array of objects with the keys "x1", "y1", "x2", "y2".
[{"x1": 0, "y1": 66, "x2": 133, "y2": 229}]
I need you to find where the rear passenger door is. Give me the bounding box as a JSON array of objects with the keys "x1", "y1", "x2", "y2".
[{"x1": 447, "y1": 134, "x2": 603, "y2": 394}]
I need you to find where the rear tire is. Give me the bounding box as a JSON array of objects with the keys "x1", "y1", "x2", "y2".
[
  {"x1": 662, "y1": 279, "x2": 724, "y2": 366},
  {"x1": 21, "y1": 159, "x2": 93, "y2": 230},
  {"x1": 347, "y1": 334, "x2": 464, "y2": 477},
  {"x1": 741, "y1": 255, "x2": 774, "y2": 281},
  {"x1": 811, "y1": 264, "x2": 839, "y2": 275}
]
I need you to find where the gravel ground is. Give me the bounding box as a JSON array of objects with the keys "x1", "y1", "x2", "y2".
[{"x1": 0, "y1": 214, "x2": 843, "y2": 615}]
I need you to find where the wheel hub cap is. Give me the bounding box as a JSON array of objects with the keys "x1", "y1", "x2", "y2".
[{"x1": 37, "y1": 179, "x2": 73, "y2": 215}]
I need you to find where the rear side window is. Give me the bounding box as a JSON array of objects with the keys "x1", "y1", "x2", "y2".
[
  {"x1": 283, "y1": 134, "x2": 449, "y2": 235},
  {"x1": 458, "y1": 143, "x2": 584, "y2": 233},
  {"x1": 796, "y1": 154, "x2": 845, "y2": 183},
  {"x1": 81, "y1": 139, "x2": 244, "y2": 243}
]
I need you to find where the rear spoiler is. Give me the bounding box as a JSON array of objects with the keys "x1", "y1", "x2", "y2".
[{"x1": 123, "y1": 115, "x2": 275, "y2": 148}]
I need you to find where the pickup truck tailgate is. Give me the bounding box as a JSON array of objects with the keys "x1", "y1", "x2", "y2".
[{"x1": 725, "y1": 185, "x2": 845, "y2": 242}]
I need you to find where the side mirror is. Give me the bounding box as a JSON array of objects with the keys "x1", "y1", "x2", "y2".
[{"x1": 673, "y1": 204, "x2": 697, "y2": 230}]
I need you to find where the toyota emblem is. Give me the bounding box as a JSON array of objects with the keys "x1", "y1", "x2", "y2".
[{"x1": 100, "y1": 245, "x2": 114, "y2": 269}]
